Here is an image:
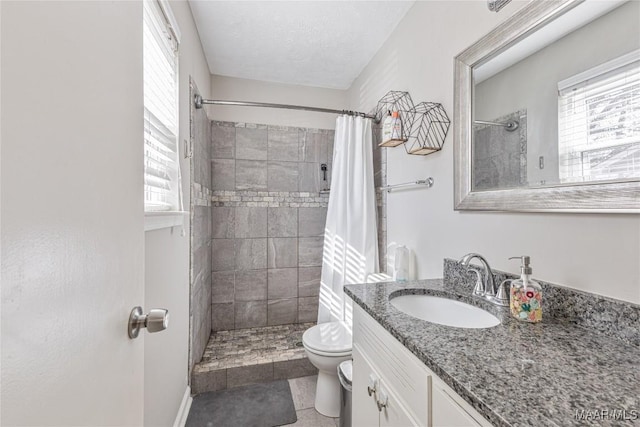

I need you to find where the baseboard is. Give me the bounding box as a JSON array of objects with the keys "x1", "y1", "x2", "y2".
[{"x1": 173, "y1": 386, "x2": 193, "y2": 427}]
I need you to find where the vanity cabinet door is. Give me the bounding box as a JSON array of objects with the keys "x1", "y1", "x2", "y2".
[
  {"x1": 352, "y1": 345, "x2": 383, "y2": 427},
  {"x1": 432, "y1": 382, "x2": 485, "y2": 427},
  {"x1": 353, "y1": 345, "x2": 419, "y2": 427},
  {"x1": 379, "y1": 383, "x2": 418, "y2": 427}
]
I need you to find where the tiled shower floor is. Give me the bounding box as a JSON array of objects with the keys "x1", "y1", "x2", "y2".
[{"x1": 192, "y1": 323, "x2": 317, "y2": 394}]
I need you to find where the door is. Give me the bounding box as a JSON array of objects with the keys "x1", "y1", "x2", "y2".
[{"x1": 1, "y1": 1, "x2": 145, "y2": 425}]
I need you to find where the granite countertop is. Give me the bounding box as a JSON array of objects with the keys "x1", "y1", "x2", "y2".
[{"x1": 344, "y1": 279, "x2": 640, "y2": 427}]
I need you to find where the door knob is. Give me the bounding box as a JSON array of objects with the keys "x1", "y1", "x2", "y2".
[{"x1": 128, "y1": 306, "x2": 169, "y2": 338}]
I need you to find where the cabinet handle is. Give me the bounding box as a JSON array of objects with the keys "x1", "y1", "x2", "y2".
[
  {"x1": 367, "y1": 374, "x2": 378, "y2": 397},
  {"x1": 376, "y1": 389, "x2": 388, "y2": 412}
]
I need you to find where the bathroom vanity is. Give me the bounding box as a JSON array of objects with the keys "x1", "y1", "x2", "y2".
[
  {"x1": 352, "y1": 302, "x2": 491, "y2": 426},
  {"x1": 346, "y1": 261, "x2": 640, "y2": 427}
]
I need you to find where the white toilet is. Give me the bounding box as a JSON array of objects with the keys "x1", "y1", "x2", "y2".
[{"x1": 302, "y1": 321, "x2": 352, "y2": 417}]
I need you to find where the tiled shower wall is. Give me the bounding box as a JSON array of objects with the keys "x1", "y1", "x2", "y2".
[
  {"x1": 189, "y1": 83, "x2": 213, "y2": 370},
  {"x1": 209, "y1": 119, "x2": 387, "y2": 332},
  {"x1": 473, "y1": 110, "x2": 527, "y2": 191},
  {"x1": 210, "y1": 121, "x2": 334, "y2": 331}
]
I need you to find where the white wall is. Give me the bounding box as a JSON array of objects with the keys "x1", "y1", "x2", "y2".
[
  {"x1": 143, "y1": 1, "x2": 211, "y2": 426},
  {"x1": 348, "y1": 1, "x2": 640, "y2": 303},
  {"x1": 209, "y1": 74, "x2": 348, "y2": 129}
]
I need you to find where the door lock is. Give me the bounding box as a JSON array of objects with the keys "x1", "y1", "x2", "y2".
[{"x1": 128, "y1": 306, "x2": 169, "y2": 339}]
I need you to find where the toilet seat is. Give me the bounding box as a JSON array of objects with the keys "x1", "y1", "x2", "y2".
[{"x1": 303, "y1": 321, "x2": 352, "y2": 356}]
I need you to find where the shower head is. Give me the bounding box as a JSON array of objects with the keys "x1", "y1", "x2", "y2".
[{"x1": 504, "y1": 120, "x2": 519, "y2": 132}]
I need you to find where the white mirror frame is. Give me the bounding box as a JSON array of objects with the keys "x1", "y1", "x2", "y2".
[{"x1": 454, "y1": 0, "x2": 640, "y2": 213}]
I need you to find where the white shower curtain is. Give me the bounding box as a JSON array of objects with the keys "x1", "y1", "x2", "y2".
[{"x1": 318, "y1": 115, "x2": 379, "y2": 324}]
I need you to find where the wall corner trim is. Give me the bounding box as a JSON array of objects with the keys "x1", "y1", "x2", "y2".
[{"x1": 173, "y1": 386, "x2": 193, "y2": 427}]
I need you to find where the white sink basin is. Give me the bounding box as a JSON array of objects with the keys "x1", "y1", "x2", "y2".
[{"x1": 390, "y1": 295, "x2": 500, "y2": 329}]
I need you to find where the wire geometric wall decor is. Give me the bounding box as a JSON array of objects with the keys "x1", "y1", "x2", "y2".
[
  {"x1": 372, "y1": 91, "x2": 450, "y2": 156},
  {"x1": 372, "y1": 91, "x2": 414, "y2": 147},
  {"x1": 404, "y1": 102, "x2": 451, "y2": 155}
]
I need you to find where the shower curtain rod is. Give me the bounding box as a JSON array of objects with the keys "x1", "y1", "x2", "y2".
[{"x1": 194, "y1": 95, "x2": 378, "y2": 122}]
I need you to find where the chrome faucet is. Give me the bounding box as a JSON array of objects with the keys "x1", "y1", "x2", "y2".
[{"x1": 459, "y1": 253, "x2": 508, "y2": 306}]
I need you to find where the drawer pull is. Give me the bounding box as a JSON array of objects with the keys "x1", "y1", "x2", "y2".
[
  {"x1": 368, "y1": 374, "x2": 378, "y2": 397},
  {"x1": 377, "y1": 390, "x2": 388, "y2": 412}
]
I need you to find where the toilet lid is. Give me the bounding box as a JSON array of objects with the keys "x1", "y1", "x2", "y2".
[{"x1": 303, "y1": 322, "x2": 352, "y2": 354}]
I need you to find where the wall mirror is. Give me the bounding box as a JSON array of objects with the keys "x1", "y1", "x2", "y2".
[{"x1": 454, "y1": 0, "x2": 639, "y2": 212}]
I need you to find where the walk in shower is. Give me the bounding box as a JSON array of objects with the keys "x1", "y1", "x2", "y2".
[{"x1": 188, "y1": 91, "x2": 387, "y2": 394}]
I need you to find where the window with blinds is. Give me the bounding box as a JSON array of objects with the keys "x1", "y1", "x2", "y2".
[
  {"x1": 144, "y1": 0, "x2": 180, "y2": 212},
  {"x1": 558, "y1": 51, "x2": 640, "y2": 184}
]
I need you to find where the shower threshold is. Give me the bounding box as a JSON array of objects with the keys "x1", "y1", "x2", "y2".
[{"x1": 191, "y1": 323, "x2": 317, "y2": 394}]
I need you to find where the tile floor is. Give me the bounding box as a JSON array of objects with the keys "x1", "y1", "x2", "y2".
[
  {"x1": 197, "y1": 323, "x2": 314, "y2": 371},
  {"x1": 191, "y1": 323, "x2": 318, "y2": 394},
  {"x1": 285, "y1": 375, "x2": 339, "y2": 427}
]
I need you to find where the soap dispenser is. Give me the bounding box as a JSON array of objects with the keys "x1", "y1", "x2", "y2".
[{"x1": 509, "y1": 256, "x2": 542, "y2": 323}]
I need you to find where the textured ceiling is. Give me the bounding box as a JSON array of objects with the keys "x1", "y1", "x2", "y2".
[{"x1": 189, "y1": 1, "x2": 415, "y2": 90}]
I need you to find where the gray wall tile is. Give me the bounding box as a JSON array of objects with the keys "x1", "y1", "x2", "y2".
[
  {"x1": 298, "y1": 237, "x2": 324, "y2": 267},
  {"x1": 235, "y1": 269, "x2": 267, "y2": 301},
  {"x1": 268, "y1": 129, "x2": 299, "y2": 161},
  {"x1": 236, "y1": 127, "x2": 267, "y2": 160},
  {"x1": 235, "y1": 238, "x2": 267, "y2": 270},
  {"x1": 191, "y1": 369, "x2": 227, "y2": 395},
  {"x1": 273, "y1": 359, "x2": 316, "y2": 380},
  {"x1": 298, "y1": 267, "x2": 321, "y2": 297},
  {"x1": 212, "y1": 239, "x2": 236, "y2": 271},
  {"x1": 211, "y1": 123, "x2": 235, "y2": 159},
  {"x1": 212, "y1": 207, "x2": 235, "y2": 239},
  {"x1": 212, "y1": 271, "x2": 235, "y2": 303},
  {"x1": 299, "y1": 132, "x2": 328, "y2": 163},
  {"x1": 212, "y1": 302, "x2": 234, "y2": 331},
  {"x1": 267, "y1": 207, "x2": 298, "y2": 237},
  {"x1": 193, "y1": 106, "x2": 212, "y2": 186},
  {"x1": 211, "y1": 159, "x2": 235, "y2": 190},
  {"x1": 298, "y1": 163, "x2": 321, "y2": 193},
  {"x1": 193, "y1": 206, "x2": 212, "y2": 250},
  {"x1": 236, "y1": 160, "x2": 267, "y2": 191},
  {"x1": 327, "y1": 131, "x2": 335, "y2": 158},
  {"x1": 298, "y1": 207, "x2": 327, "y2": 237},
  {"x1": 191, "y1": 279, "x2": 212, "y2": 367},
  {"x1": 267, "y1": 161, "x2": 298, "y2": 192},
  {"x1": 192, "y1": 244, "x2": 212, "y2": 302},
  {"x1": 235, "y1": 301, "x2": 267, "y2": 329},
  {"x1": 268, "y1": 268, "x2": 298, "y2": 299},
  {"x1": 298, "y1": 297, "x2": 319, "y2": 323},
  {"x1": 268, "y1": 299, "x2": 298, "y2": 326},
  {"x1": 227, "y1": 363, "x2": 273, "y2": 388},
  {"x1": 268, "y1": 237, "x2": 298, "y2": 268},
  {"x1": 205, "y1": 122, "x2": 371, "y2": 331},
  {"x1": 189, "y1": 88, "x2": 212, "y2": 374},
  {"x1": 235, "y1": 207, "x2": 267, "y2": 238}
]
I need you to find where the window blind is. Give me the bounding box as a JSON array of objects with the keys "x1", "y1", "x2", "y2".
[
  {"x1": 144, "y1": 0, "x2": 179, "y2": 211},
  {"x1": 558, "y1": 52, "x2": 640, "y2": 184}
]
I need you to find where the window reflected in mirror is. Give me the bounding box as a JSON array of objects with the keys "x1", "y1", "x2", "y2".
[{"x1": 471, "y1": 0, "x2": 639, "y2": 192}]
